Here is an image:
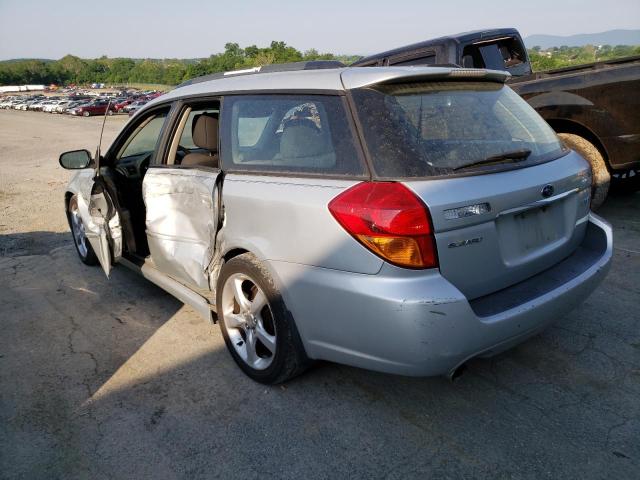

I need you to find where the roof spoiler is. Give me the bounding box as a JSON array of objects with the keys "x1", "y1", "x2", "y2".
[{"x1": 341, "y1": 67, "x2": 511, "y2": 90}]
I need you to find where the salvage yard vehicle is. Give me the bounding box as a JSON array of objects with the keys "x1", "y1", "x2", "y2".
[
  {"x1": 59, "y1": 62, "x2": 613, "y2": 384},
  {"x1": 123, "y1": 99, "x2": 148, "y2": 113},
  {"x1": 69, "y1": 99, "x2": 115, "y2": 116},
  {"x1": 353, "y1": 28, "x2": 640, "y2": 208},
  {"x1": 113, "y1": 98, "x2": 132, "y2": 112}
]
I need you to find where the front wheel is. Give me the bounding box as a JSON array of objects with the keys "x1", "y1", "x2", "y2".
[
  {"x1": 216, "y1": 253, "x2": 309, "y2": 384},
  {"x1": 83, "y1": 111, "x2": 90, "y2": 117},
  {"x1": 557, "y1": 133, "x2": 610, "y2": 209},
  {"x1": 67, "y1": 195, "x2": 99, "y2": 265},
  {"x1": 107, "y1": 109, "x2": 114, "y2": 116}
]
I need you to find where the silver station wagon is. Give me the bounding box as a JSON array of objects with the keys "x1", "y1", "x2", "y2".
[{"x1": 60, "y1": 62, "x2": 613, "y2": 384}]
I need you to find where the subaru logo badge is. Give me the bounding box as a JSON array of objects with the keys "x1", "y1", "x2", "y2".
[{"x1": 541, "y1": 184, "x2": 554, "y2": 198}]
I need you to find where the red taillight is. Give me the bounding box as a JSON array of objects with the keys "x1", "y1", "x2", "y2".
[{"x1": 328, "y1": 182, "x2": 438, "y2": 269}]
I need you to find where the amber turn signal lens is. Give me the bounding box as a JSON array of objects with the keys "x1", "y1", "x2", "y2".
[{"x1": 357, "y1": 235, "x2": 436, "y2": 268}]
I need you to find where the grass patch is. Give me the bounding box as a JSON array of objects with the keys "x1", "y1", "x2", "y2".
[{"x1": 122, "y1": 83, "x2": 174, "y2": 92}]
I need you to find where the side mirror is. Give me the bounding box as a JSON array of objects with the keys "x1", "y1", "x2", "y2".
[{"x1": 59, "y1": 149, "x2": 92, "y2": 169}]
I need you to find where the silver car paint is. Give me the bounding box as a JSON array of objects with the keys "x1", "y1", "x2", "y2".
[
  {"x1": 142, "y1": 66, "x2": 508, "y2": 116},
  {"x1": 64, "y1": 66, "x2": 614, "y2": 376},
  {"x1": 407, "y1": 150, "x2": 592, "y2": 299},
  {"x1": 264, "y1": 214, "x2": 612, "y2": 376},
  {"x1": 218, "y1": 175, "x2": 383, "y2": 274}
]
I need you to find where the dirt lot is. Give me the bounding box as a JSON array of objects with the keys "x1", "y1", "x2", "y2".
[{"x1": 0, "y1": 109, "x2": 638, "y2": 479}]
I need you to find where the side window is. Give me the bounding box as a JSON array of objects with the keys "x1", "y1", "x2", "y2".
[
  {"x1": 167, "y1": 102, "x2": 220, "y2": 167},
  {"x1": 116, "y1": 110, "x2": 169, "y2": 161},
  {"x1": 238, "y1": 116, "x2": 270, "y2": 147},
  {"x1": 463, "y1": 37, "x2": 526, "y2": 71},
  {"x1": 176, "y1": 106, "x2": 220, "y2": 150},
  {"x1": 221, "y1": 95, "x2": 366, "y2": 176},
  {"x1": 391, "y1": 55, "x2": 436, "y2": 67}
]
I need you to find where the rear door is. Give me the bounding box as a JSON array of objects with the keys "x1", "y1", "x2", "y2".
[{"x1": 142, "y1": 103, "x2": 222, "y2": 290}]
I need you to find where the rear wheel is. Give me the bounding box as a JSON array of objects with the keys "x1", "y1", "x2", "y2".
[
  {"x1": 67, "y1": 195, "x2": 99, "y2": 266},
  {"x1": 557, "y1": 133, "x2": 610, "y2": 209},
  {"x1": 107, "y1": 109, "x2": 114, "y2": 116},
  {"x1": 216, "y1": 253, "x2": 309, "y2": 384}
]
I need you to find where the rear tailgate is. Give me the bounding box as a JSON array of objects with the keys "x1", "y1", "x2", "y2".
[{"x1": 405, "y1": 151, "x2": 591, "y2": 299}]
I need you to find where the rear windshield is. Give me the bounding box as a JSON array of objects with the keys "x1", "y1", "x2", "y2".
[{"x1": 351, "y1": 81, "x2": 565, "y2": 178}]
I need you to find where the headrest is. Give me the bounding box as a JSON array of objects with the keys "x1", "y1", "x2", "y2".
[
  {"x1": 280, "y1": 123, "x2": 329, "y2": 159},
  {"x1": 461, "y1": 55, "x2": 474, "y2": 68},
  {"x1": 192, "y1": 113, "x2": 219, "y2": 151}
]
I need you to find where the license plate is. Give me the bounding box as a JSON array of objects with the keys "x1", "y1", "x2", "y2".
[
  {"x1": 512, "y1": 204, "x2": 563, "y2": 252},
  {"x1": 496, "y1": 201, "x2": 566, "y2": 262}
]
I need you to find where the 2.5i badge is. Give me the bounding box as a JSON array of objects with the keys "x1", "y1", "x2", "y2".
[{"x1": 448, "y1": 237, "x2": 483, "y2": 248}]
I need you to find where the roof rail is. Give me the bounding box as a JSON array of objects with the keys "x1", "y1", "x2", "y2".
[{"x1": 175, "y1": 60, "x2": 346, "y2": 89}]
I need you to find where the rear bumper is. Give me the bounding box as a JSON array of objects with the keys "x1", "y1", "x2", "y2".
[{"x1": 268, "y1": 213, "x2": 612, "y2": 377}]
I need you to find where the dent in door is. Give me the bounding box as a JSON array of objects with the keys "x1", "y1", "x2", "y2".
[
  {"x1": 143, "y1": 168, "x2": 219, "y2": 289},
  {"x1": 76, "y1": 185, "x2": 122, "y2": 276}
]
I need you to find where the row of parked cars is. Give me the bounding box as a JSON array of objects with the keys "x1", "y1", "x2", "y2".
[{"x1": 0, "y1": 90, "x2": 163, "y2": 117}]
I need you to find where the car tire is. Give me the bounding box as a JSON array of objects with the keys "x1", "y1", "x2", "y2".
[
  {"x1": 83, "y1": 111, "x2": 90, "y2": 117},
  {"x1": 107, "y1": 109, "x2": 114, "y2": 116},
  {"x1": 67, "y1": 195, "x2": 99, "y2": 266},
  {"x1": 557, "y1": 133, "x2": 610, "y2": 210},
  {"x1": 216, "y1": 253, "x2": 310, "y2": 384}
]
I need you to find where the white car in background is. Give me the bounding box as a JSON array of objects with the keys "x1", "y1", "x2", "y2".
[
  {"x1": 17, "y1": 100, "x2": 36, "y2": 110},
  {"x1": 54, "y1": 101, "x2": 73, "y2": 113},
  {"x1": 43, "y1": 100, "x2": 63, "y2": 113},
  {"x1": 28, "y1": 99, "x2": 49, "y2": 111}
]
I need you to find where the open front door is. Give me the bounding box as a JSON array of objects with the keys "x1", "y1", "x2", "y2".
[
  {"x1": 142, "y1": 167, "x2": 221, "y2": 290},
  {"x1": 79, "y1": 181, "x2": 122, "y2": 277}
]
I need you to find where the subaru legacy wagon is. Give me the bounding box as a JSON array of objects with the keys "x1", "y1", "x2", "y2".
[{"x1": 59, "y1": 63, "x2": 612, "y2": 384}]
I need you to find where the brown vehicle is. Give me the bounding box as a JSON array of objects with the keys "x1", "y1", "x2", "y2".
[{"x1": 352, "y1": 28, "x2": 640, "y2": 207}]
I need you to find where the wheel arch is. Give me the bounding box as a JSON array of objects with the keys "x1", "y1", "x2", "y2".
[
  {"x1": 64, "y1": 190, "x2": 79, "y2": 215},
  {"x1": 546, "y1": 118, "x2": 611, "y2": 170},
  {"x1": 222, "y1": 247, "x2": 250, "y2": 263}
]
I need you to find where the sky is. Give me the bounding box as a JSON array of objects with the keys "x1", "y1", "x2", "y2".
[{"x1": 0, "y1": 0, "x2": 639, "y2": 60}]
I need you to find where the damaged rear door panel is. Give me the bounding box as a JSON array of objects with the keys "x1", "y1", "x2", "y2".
[{"x1": 142, "y1": 167, "x2": 222, "y2": 290}]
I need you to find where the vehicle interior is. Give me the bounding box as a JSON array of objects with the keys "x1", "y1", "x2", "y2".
[
  {"x1": 101, "y1": 107, "x2": 171, "y2": 258},
  {"x1": 461, "y1": 36, "x2": 529, "y2": 75},
  {"x1": 228, "y1": 98, "x2": 338, "y2": 170},
  {"x1": 169, "y1": 103, "x2": 221, "y2": 167}
]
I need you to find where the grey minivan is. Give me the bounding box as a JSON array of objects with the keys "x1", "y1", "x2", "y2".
[{"x1": 60, "y1": 63, "x2": 613, "y2": 384}]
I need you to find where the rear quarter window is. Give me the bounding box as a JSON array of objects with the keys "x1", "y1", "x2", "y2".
[{"x1": 221, "y1": 95, "x2": 366, "y2": 176}]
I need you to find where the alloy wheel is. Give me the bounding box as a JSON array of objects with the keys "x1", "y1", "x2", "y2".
[
  {"x1": 69, "y1": 202, "x2": 88, "y2": 257},
  {"x1": 221, "y1": 273, "x2": 277, "y2": 370}
]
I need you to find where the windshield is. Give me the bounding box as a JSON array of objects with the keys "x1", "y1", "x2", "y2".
[{"x1": 351, "y1": 81, "x2": 565, "y2": 178}]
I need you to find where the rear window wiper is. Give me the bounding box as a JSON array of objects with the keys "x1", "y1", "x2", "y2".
[{"x1": 453, "y1": 149, "x2": 532, "y2": 172}]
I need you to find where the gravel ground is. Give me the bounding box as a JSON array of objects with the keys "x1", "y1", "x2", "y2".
[{"x1": 0, "y1": 109, "x2": 638, "y2": 479}]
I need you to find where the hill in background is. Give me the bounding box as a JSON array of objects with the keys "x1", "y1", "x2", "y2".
[{"x1": 525, "y1": 29, "x2": 640, "y2": 49}]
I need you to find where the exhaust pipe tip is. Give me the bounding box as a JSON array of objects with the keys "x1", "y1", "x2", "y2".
[{"x1": 448, "y1": 363, "x2": 467, "y2": 382}]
